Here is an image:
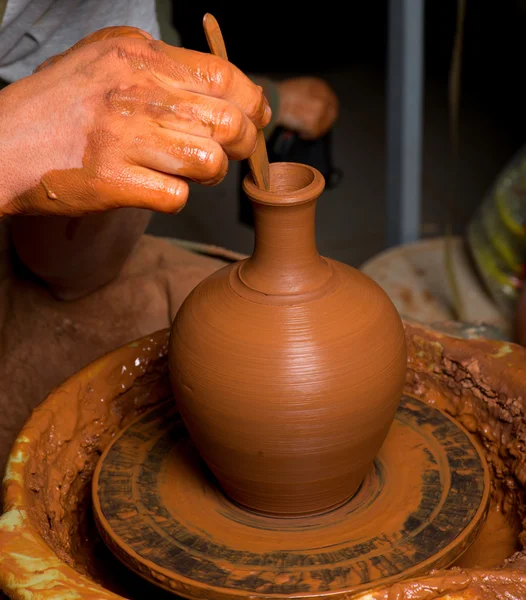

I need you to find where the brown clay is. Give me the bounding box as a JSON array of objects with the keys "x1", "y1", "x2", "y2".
[
  {"x1": 169, "y1": 162, "x2": 407, "y2": 516},
  {"x1": 2, "y1": 323, "x2": 526, "y2": 600},
  {"x1": 92, "y1": 395, "x2": 490, "y2": 598},
  {"x1": 454, "y1": 501, "x2": 519, "y2": 569},
  {"x1": 403, "y1": 322, "x2": 526, "y2": 550}
]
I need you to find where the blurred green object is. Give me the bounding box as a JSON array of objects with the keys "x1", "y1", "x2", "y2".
[{"x1": 467, "y1": 145, "x2": 526, "y2": 319}]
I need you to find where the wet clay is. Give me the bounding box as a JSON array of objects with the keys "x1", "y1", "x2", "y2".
[
  {"x1": 403, "y1": 321, "x2": 526, "y2": 550},
  {"x1": 1, "y1": 323, "x2": 526, "y2": 599},
  {"x1": 92, "y1": 395, "x2": 490, "y2": 598},
  {"x1": 0, "y1": 330, "x2": 173, "y2": 600},
  {"x1": 169, "y1": 162, "x2": 407, "y2": 516},
  {"x1": 454, "y1": 501, "x2": 520, "y2": 569}
]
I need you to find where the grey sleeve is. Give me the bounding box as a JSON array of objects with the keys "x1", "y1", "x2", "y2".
[{"x1": 0, "y1": 0, "x2": 161, "y2": 82}]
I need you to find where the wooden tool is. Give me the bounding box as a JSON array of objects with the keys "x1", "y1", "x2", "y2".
[{"x1": 203, "y1": 13, "x2": 270, "y2": 190}]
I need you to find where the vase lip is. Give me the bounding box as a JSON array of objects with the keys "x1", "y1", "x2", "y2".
[{"x1": 242, "y1": 162, "x2": 325, "y2": 206}]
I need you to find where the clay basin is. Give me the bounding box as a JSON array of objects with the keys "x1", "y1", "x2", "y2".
[{"x1": 1, "y1": 321, "x2": 526, "y2": 599}]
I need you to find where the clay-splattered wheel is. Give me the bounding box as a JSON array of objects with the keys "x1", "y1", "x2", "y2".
[{"x1": 92, "y1": 396, "x2": 490, "y2": 599}]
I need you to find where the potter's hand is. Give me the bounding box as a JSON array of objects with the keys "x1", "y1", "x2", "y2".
[
  {"x1": 0, "y1": 26, "x2": 270, "y2": 217},
  {"x1": 275, "y1": 77, "x2": 338, "y2": 140}
]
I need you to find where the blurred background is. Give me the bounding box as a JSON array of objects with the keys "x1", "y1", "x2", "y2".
[{"x1": 146, "y1": 0, "x2": 526, "y2": 268}]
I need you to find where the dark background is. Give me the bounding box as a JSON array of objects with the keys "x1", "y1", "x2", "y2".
[
  {"x1": 148, "y1": 1, "x2": 526, "y2": 264},
  {"x1": 172, "y1": 0, "x2": 526, "y2": 145}
]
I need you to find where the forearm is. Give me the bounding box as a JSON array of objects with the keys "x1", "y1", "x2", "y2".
[{"x1": 10, "y1": 209, "x2": 152, "y2": 300}]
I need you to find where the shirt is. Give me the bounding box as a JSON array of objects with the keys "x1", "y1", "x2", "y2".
[{"x1": 0, "y1": 0, "x2": 161, "y2": 81}]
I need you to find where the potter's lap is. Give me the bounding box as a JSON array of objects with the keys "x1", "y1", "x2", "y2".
[{"x1": 0, "y1": 233, "x2": 224, "y2": 480}]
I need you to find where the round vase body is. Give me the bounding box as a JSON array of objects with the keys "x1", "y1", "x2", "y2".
[{"x1": 169, "y1": 163, "x2": 407, "y2": 516}]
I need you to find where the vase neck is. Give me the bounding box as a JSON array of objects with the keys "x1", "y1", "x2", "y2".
[{"x1": 239, "y1": 198, "x2": 332, "y2": 296}]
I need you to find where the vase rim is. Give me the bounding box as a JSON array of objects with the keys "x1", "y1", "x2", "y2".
[{"x1": 242, "y1": 162, "x2": 325, "y2": 206}]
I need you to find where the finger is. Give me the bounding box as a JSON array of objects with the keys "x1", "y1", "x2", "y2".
[
  {"x1": 148, "y1": 43, "x2": 271, "y2": 130},
  {"x1": 129, "y1": 128, "x2": 229, "y2": 186},
  {"x1": 11, "y1": 164, "x2": 189, "y2": 217},
  {"x1": 135, "y1": 87, "x2": 258, "y2": 160},
  {"x1": 94, "y1": 166, "x2": 190, "y2": 214}
]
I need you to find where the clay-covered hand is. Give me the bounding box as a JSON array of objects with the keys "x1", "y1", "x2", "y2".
[
  {"x1": 0, "y1": 26, "x2": 270, "y2": 217},
  {"x1": 275, "y1": 77, "x2": 338, "y2": 140}
]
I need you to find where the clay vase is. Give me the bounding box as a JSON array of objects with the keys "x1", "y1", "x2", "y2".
[{"x1": 169, "y1": 162, "x2": 407, "y2": 517}]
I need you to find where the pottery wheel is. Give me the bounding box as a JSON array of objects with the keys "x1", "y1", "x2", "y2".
[{"x1": 93, "y1": 395, "x2": 490, "y2": 599}]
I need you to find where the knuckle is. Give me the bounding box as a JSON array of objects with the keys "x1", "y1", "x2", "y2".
[
  {"x1": 206, "y1": 57, "x2": 232, "y2": 95},
  {"x1": 34, "y1": 53, "x2": 62, "y2": 72},
  {"x1": 247, "y1": 86, "x2": 267, "y2": 123},
  {"x1": 215, "y1": 105, "x2": 244, "y2": 143},
  {"x1": 102, "y1": 41, "x2": 131, "y2": 63},
  {"x1": 102, "y1": 37, "x2": 156, "y2": 72},
  {"x1": 106, "y1": 26, "x2": 153, "y2": 41},
  {"x1": 202, "y1": 145, "x2": 225, "y2": 177},
  {"x1": 103, "y1": 87, "x2": 121, "y2": 107},
  {"x1": 103, "y1": 82, "x2": 152, "y2": 116}
]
